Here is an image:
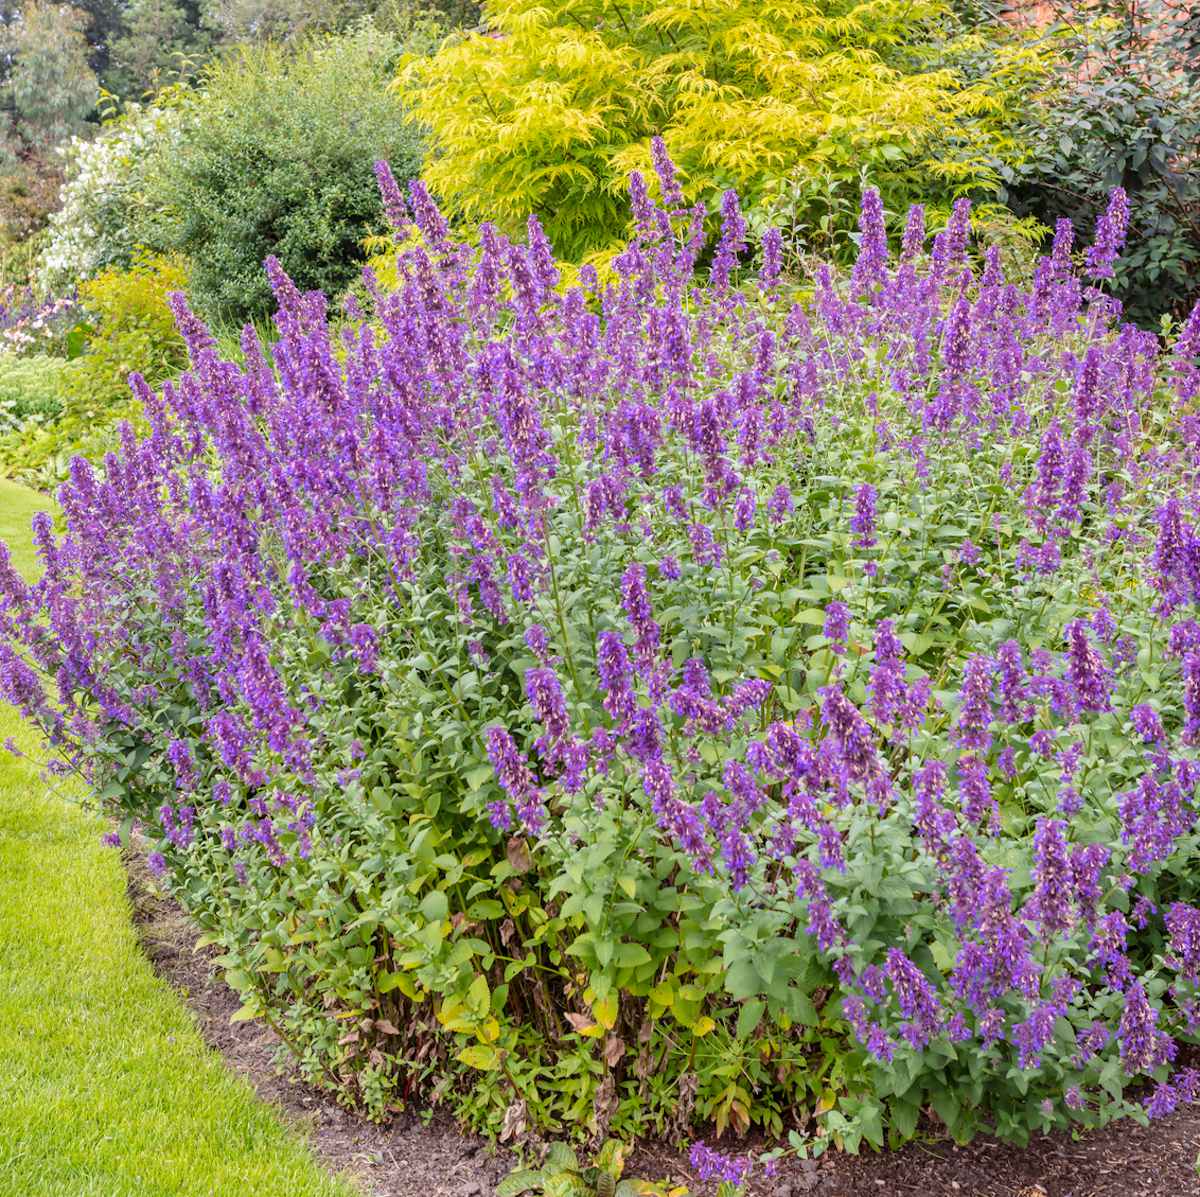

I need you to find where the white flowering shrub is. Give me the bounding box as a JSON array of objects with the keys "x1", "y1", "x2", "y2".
[{"x1": 37, "y1": 102, "x2": 180, "y2": 292}]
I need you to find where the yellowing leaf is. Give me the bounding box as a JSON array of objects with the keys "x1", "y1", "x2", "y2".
[
  {"x1": 457, "y1": 1043, "x2": 500, "y2": 1070},
  {"x1": 593, "y1": 993, "x2": 619, "y2": 1030},
  {"x1": 648, "y1": 982, "x2": 675, "y2": 1007}
]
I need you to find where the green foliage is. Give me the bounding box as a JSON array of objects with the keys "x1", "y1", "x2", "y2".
[
  {"x1": 498, "y1": 1141, "x2": 673, "y2": 1197},
  {"x1": 0, "y1": 1, "x2": 98, "y2": 156},
  {"x1": 104, "y1": 0, "x2": 213, "y2": 99},
  {"x1": 137, "y1": 24, "x2": 424, "y2": 322},
  {"x1": 200, "y1": 0, "x2": 477, "y2": 44},
  {"x1": 1, "y1": 253, "x2": 186, "y2": 485},
  {"x1": 0, "y1": 353, "x2": 72, "y2": 432},
  {"x1": 0, "y1": 1, "x2": 100, "y2": 242},
  {"x1": 991, "y1": 0, "x2": 1200, "y2": 324},
  {"x1": 400, "y1": 0, "x2": 1027, "y2": 262}
]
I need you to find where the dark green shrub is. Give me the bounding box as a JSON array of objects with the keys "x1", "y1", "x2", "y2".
[
  {"x1": 992, "y1": 0, "x2": 1200, "y2": 325},
  {"x1": 141, "y1": 24, "x2": 423, "y2": 322}
]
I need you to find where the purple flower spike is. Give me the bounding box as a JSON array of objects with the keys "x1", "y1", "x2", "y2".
[
  {"x1": 850, "y1": 483, "x2": 878, "y2": 549},
  {"x1": 1086, "y1": 187, "x2": 1130, "y2": 279}
]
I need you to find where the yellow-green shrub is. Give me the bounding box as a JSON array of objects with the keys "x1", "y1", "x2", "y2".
[
  {"x1": 1, "y1": 253, "x2": 187, "y2": 486},
  {"x1": 399, "y1": 0, "x2": 1029, "y2": 260}
]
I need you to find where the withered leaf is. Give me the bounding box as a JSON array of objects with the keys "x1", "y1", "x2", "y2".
[
  {"x1": 506, "y1": 836, "x2": 533, "y2": 873},
  {"x1": 603, "y1": 1033, "x2": 625, "y2": 1066}
]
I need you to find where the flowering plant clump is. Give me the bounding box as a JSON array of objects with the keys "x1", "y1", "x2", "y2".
[
  {"x1": 5, "y1": 153, "x2": 1200, "y2": 1149},
  {"x1": 37, "y1": 100, "x2": 182, "y2": 292},
  {"x1": 0, "y1": 284, "x2": 79, "y2": 357}
]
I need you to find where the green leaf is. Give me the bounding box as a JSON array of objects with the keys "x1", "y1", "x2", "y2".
[
  {"x1": 724, "y1": 959, "x2": 762, "y2": 999},
  {"x1": 495, "y1": 1169, "x2": 545, "y2": 1197},
  {"x1": 420, "y1": 889, "x2": 449, "y2": 922},
  {"x1": 736, "y1": 999, "x2": 765, "y2": 1040}
]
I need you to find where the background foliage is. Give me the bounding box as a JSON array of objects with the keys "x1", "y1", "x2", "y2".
[
  {"x1": 134, "y1": 24, "x2": 423, "y2": 321},
  {"x1": 992, "y1": 0, "x2": 1200, "y2": 325},
  {"x1": 38, "y1": 94, "x2": 182, "y2": 290},
  {"x1": 0, "y1": 251, "x2": 185, "y2": 484},
  {"x1": 400, "y1": 0, "x2": 1035, "y2": 262}
]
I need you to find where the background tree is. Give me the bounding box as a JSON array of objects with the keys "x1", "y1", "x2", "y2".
[
  {"x1": 1, "y1": 2, "x2": 97, "y2": 152},
  {"x1": 0, "y1": 2, "x2": 98, "y2": 241},
  {"x1": 105, "y1": 0, "x2": 211, "y2": 97},
  {"x1": 400, "y1": 0, "x2": 1025, "y2": 262}
]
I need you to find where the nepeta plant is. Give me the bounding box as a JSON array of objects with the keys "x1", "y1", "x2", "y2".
[{"x1": 4, "y1": 144, "x2": 1200, "y2": 1150}]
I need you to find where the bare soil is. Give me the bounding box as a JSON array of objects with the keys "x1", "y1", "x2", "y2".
[{"x1": 125, "y1": 855, "x2": 1200, "y2": 1197}]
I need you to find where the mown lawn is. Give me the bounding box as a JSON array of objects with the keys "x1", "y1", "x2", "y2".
[{"x1": 0, "y1": 479, "x2": 356, "y2": 1197}]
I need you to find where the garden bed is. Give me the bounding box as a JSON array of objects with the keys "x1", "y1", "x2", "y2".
[
  {"x1": 9, "y1": 149, "x2": 1200, "y2": 1180},
  {"x1": 125, "y1": 848, "x2": 513, "y2": 1197},
  {"x1": 126, "y1": 850, "x2": 1200, "y2": 1197}
]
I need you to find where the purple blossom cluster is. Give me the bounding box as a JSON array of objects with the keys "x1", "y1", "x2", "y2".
[{"x1": 2, "y1": 149, "x2": 1200, "y2": 1143}]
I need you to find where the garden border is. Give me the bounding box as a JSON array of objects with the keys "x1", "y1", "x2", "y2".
[{"x1": 123, "y1": 853, "x2": 1200, "y2": 1197}]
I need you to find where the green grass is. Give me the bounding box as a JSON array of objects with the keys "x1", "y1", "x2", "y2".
[{"x1": 0, "y1": 478, "x2": 358, "y2": 1197}]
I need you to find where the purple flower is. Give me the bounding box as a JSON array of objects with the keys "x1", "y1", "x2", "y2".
[
  {"x1": 957, "y1": 752, "x2": 997, "y2": 829},
  {"x1": 734, "y1": 486, "x2": 757, "y2": 531},
  {"x1": 1027, "y1": 818, "x2": 1073, "y2": 938},
  {"x1": 596, "y1": 631, "x2": 636, "y2": 725},
  {"x1": 901, "y1": 204, "x2": 925, "y2": 258},
  {"x1": 1166, "y1": 902, "x2": 1200, "y2": 983},
  {"x1": 884, "y1": 948, "x2": 942, "y2": 1049},
  {"x1": 1085, "y1": 187, "x2": 1130, "y2": 279},
  {"x1": 524, "y1": 666, "x2": 573, "y2": 768},
  {"x1": 759, "y1": 226, "x2": 783, "y2": 293},
  {"x1": 524, "y1": 624, "x2": 550, "y2": 661},
  {"x1": 823, "y1": 601, "x2": 850, "y2": 654},
  {"x1": 620, "y1": 562, "x2": 661, "y2": 665},
  {"x1": 348, "y1": 623, "x2": 379, "y2": 673},
  {"x1": 1130, "y1": 703, "x2": 1165, "y2": 744},
  {"x1": 850, "y1": 483, "x2": 878, "y2": 549},
  {"x1": 955, "y1": 654, "x2": 996, "y2": 751},
  {"x1": 710, "y1": 190, "x2": 747, "y2": 292},
  {"x1": 1145, "y1": 1083, "x2": 1179, "y2": 1119},
  {"x1": 1184, "y1": 650, "x2": 1200, "y2": 743},
  {"x1": 1012, "y1": 1000, "x2": 1058, "y2": 1070},
  {"x1": 485, "y1": 725, "x2": 544, "y2": 832},
  {"x1": 767, "y1": 484, "x2": 793, "y2": 523},
  {"x1": 851, "y1": 186, "x2": 888, "y2": 294},
  {"x1": 166, "y1": 738, "x2": 198, "y2": 792},
  {"x1": 689, "y1": 1143, "x2": 750, "y2": 1188},
  {"x1": 1118, "y1": 982, "x2": 1173, "y2": 1075},
  {"x1": 1065, "y1": 620, "x2": 1111, "y2": 713}
]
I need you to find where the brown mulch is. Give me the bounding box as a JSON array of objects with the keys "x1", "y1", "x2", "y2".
[{"x1": 124, "y1": 856, "x2": 1200, "y2": 1197}]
